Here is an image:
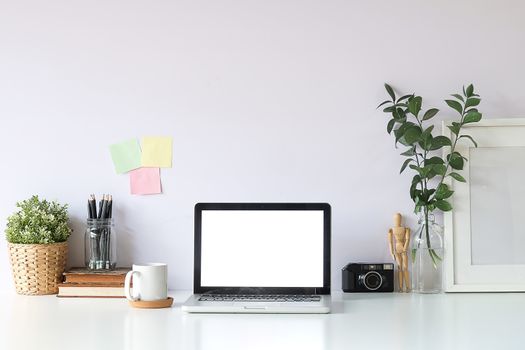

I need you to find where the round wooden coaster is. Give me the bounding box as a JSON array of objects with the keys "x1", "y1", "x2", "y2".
[{"x1": 129, "y1": 297, "x2": 174, "y2": 309}]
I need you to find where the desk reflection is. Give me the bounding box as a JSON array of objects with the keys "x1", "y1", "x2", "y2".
[
  {"x1": 181, "y1": 313, "x2": 329, "y2": 350},
  {"x1": 124, "y1": 308, "x2": 179, "y2": 350}
]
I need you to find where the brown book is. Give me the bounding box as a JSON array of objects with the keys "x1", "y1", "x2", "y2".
[
  {"x1": 57, "y1": 283, "x2": 127, "y2": 298},
  {"x1": 63, "y1": 267, "x2": 130, "y2": 284},
  {"x1": 59, "y1": 282, "x2": 125, "y2": 287}
]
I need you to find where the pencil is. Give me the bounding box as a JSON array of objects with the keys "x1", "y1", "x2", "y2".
[
  {"x1": 98, "y1": 194, "x2": 104, "y2": 219},
  {"x1": 89, "y1": 194, "x2": 97, "y2": 219},
  {"x1": 107, "y1": 195, "x2": 113, "y2": 219}
]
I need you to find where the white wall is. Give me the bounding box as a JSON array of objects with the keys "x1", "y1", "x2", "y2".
[{"x1": 1, "y1": 0, "x2": 524, "y2": 292}]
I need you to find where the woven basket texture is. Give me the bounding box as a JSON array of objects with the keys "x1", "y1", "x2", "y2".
[{"x1": 8, "y1": 242, "x2": 68, "y2": 295}]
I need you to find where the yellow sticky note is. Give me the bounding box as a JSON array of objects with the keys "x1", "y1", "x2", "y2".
[{"x1": 141, "y1": 136, "x2": 173, "y2": 168}]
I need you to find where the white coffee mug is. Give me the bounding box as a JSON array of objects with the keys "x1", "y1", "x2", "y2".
[{"x1": 124, "y1": 263, "x2": 168, "y2": 301}]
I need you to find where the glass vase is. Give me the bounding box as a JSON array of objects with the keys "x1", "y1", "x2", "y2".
[
  {"x1": 84, "y1": 218, "x2": 117, "y2": 270},
  {"x1": 411, "y1": 209, "x2": 443, "y2": 293}
]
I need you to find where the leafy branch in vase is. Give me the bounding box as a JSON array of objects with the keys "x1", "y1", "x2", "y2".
[{"x1": 378, "y1": 84, "x2": 483, "y2": 266}]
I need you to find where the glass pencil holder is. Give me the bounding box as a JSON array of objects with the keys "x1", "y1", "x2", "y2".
[{"x1": 84, "y1": 218, "x2": 117, "y2": 270}]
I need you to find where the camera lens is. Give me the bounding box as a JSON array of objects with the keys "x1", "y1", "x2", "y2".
[{"x1": 363, "y1": 271, "x2": 383, "y2": 291}]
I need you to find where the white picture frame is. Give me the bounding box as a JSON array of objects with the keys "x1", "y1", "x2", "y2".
[{"x1": 444, "y1": 118, "x2": 525, "y2": 292}]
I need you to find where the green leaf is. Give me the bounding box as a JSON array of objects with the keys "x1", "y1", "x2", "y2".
[
  {"x1": 432, "y1": 164, "x2": 447, "y2": 175},
  {"x1": 463, "y1": 111, "x2": 482, "y2": 124},
  {"x1": 466, "y1": 84, "x2": 474, "y2": 97},
  {"x1": 423, "y1": 125, "x2": 435, "y2": 134},
  {"x1": 377, "y1": 100, "x2": 391, "y2": 109},
  {"x1": 419, "y1": 138, "x2": 433, "y2": 151},
  {"x1": 397, "y1": 94, "x2": 413, "y2": 103},
  {"x1": 408, "y1": 96, "x2": 422, "y2": 116},
  {"x1": 410, "y1": 166, "x2": 430, "y2": 180},
  {"x1": 449, "y1": 172, "x2": 466, "y2": 182},
  {"x1": 465, "y1": 97, "x2": 480, "y2": 108},
  {"x1": 447, "y1": 122, "x2": 461, "y2": 136},
  {"x1": 385, "y1": 83, "x2": 396, "y2": 101},
  {"x1": 459, "y1": 134, "x2": 478, "y2": 147},
  {"x1": 392, "y1": 108, "x2": 406, "y2": 122},
  {"x1": 383, "y1": 106, "x2": 395, "y2": 113},
  {"x1": 400, "y1": 158, "x2": 414, "y2": 174},
  {"x1": 410, "y1": 183, "x2": 420, "y2": 201},
  {"x1": 425, "y1": 156, "x2": 444, "y2": 165},
  {"x1": 435, "y1": 200, "x2": 452, "y2": 211},
  {"x1": 397, "y1": 136, "x2": 411, "y2": 147},
  {"x1": 435, "y1": 184, "x2": 454, "y2": 200},
  {"x1": 451, "y1": 94, "x2": 464, "y2": 102},
  {"x1": 403, "y1": 126, "x2": 422, "y2": 144},
  {"x1": 387, "y1": 119, "x2": 396, "y2": 134},
  {"x1": 422, "y1": 189, "x2": 436, "y2": 201},
  {"x1": 400, "y1": 147, "x2": 415, "y2": 156},
  {"x1": 394, "y1": 122, "x2": 415, "y2": 144},
  {"x1": 412, "y1": 174, "x2": 421, "y2": 185},
  {"x1": 414, "y1": 194, "x2": 422, "y2": 206},
  {"x1": 445, "y1": 99, "x2": 463, "y2": 115},
  {"x1": 409, "y1": 165, "x2": 426, "y2": 178},
  {"x1": 431, "y1": 136, "x2": 452, "y2": 150},
  {"x1": 420, "y1": 165, "x2": 434, "y2": 178},
  {"x1": 448, "y1": 152, "x2": 464, "y2": 170},
  {"x1": 419, "y1": 126, "x2": 434, "y2": 150},
  {"x1": 422, "y1": 108, "x2": 439, "y2": 121},
  {"x1": 436, "y1": 191, "x2": 454, "y2": 200}
]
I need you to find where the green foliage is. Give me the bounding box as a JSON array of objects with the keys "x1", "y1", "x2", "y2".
[
  {"x1": 5, "y1": 196, "x2": 72, "y2": 244},
  {"x1": 378, "y1": 83, "x2": 483, "y2": 214}
]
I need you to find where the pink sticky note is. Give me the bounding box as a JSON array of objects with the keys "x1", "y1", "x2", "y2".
[{"x1": 130, "y1": 168, "x2": 162, "y2": 195}]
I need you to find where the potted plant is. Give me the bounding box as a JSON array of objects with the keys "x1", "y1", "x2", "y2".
[
  {"x1": 378, "y1": 84, "x2": 483, "y2": 293},
  {"x1": 5, "y1": 196, "x2": 72, "y2": 295}
]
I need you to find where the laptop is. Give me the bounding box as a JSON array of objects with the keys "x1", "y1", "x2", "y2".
[{"x1": 182, "y1": 203, "x2": 331, "y2": 314}]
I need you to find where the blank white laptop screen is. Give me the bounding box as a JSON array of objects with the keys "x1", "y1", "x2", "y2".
[{"x1": 200, "y1": 210, "x2": 324, "y2": 288}]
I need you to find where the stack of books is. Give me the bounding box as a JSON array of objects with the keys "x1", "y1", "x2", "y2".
[{"x1": 57, "y1": 267, "x2": 131, "y2": 298}]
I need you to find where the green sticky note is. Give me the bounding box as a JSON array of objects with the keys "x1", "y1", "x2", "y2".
[
  {"x1": 141, "y1": 136, "x2": 172, "y2": 168},
  {"x1": 109, "y1": 139, "x2": 142, "y2": 174}
]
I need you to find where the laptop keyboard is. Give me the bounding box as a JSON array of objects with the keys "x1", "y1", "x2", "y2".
[{"x1": 198, "y1": 294, "x2": 321, "y2": 302}]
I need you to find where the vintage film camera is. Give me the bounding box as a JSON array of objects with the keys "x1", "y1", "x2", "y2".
[{"x1": 342, "y1": 263, "x2": 394, "y2": 292}]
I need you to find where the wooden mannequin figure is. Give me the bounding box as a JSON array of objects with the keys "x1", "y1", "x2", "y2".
[{"x1": 388, "y1": 213, "x2": 411, "y2": 292}]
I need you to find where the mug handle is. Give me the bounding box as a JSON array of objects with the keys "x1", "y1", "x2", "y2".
[{"x1": 124, "y1": 271, "x2": 139, "y2": 301}]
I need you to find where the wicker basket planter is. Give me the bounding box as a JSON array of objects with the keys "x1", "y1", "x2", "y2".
[{"x1": 8, "y1": 242, "x2": 68, "y2": 295}]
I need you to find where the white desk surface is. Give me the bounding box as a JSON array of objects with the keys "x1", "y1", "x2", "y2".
[{"x1": 1, "y1": 290, "x2": 523, "y2": 350}]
